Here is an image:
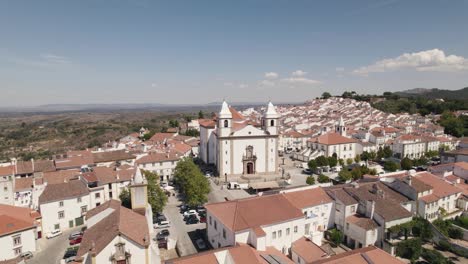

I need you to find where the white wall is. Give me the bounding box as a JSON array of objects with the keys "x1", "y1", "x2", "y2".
[
  {"x1": 40, "y1": 194, "x2": 90, "y2": 234},
  {"x1": 0, "y1": 228, "x2": 36, "y2": 261},
  {"x1": 95, "y1": 235, "x2": 148, "y2": 264}
]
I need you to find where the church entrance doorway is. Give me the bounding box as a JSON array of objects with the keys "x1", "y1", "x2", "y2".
[{"x1": 246, "y1": 162, "x2": 254, "y2": 174}]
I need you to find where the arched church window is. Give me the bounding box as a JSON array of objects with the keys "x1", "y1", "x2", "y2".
[
  {"x1": 270, "y1": 120, "x2": 275, "y2": 127},
  {"x1": 224, "y1": 120, "x2": 228, "y2": 128}
]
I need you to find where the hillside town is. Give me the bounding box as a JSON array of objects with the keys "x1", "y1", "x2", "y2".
[{"x1": 1, "y1": 98, "x2": 467, "y2": 264}]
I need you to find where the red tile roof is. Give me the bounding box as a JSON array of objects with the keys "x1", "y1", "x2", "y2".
[
  {"x1": 309, "y1": 132, "x2": 357, "y2": 145},
  {"x1": 292, "y1": 237, "x2": 328, "y2": 263},
  {"x1": 0, "y1": 165, "x2": 14, "y2": 176},
  {"x1": 283, "y1": 187, "x2": 333, "y2": 210},
  {"x1": 313, "y1": 246, "x2": 404, "y2": 264},
  {"x1": 0, "y1": 204, "x2": 39, "y2": 236},
  {"x1": 205, "y1": 194, "x2": 303, "y2": 233}
]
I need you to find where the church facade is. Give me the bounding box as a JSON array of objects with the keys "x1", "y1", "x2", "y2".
[{"x1": 199, "y1": 101, "x2": 280, "y2": 178}]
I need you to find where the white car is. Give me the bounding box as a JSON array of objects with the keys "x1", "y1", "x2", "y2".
[
  {"x1": 154, "y1": 220, "x2": 171, "y2": 229},
  {"x1": 183, "y1": 210, "x2": 198, "y2": 217},
  {"x1": 46, "y1": 229, "x2": 62, "y2": 239}
]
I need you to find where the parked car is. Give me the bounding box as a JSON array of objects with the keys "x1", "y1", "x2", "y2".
[
  {"x1": 154, "y1": 220, "x2": 170, "y2": 229},
  {"x1": 47, "y1": 229, "x2": 62, "y2": 239},
  {"x1": 68, "y1": 231, "x2": 83, "y2": 240},
  {"x1": 155, "y1": 229, "x2": 170, "y2": 241},
  {"x1": 64, "y1": 256, "x2": 76, "y2": 263},
  {"x1": 63, "y1": 247, "x2": 78, "y2": 259},
  {"x1": 183, "y1": 209, "x2": 198, "y2": 217},
  {"x1": 20, "y1": 251, "x2": 33, "y2": 260},
  {"x1": 186, "y1": 215, "x2": 199, "y2": 225},
  {"x1": 195, "y1": 238, "x2": 207, "y2": 250},
  {"x1": 179, "y1": 204, "x2": 189, "y2": 213},
  {"x1": 69, "y1": 236, "x2": 82, "y2": 245},
  {"x1": 200, "y1": 215, "x2": 206, "y2": 223}
]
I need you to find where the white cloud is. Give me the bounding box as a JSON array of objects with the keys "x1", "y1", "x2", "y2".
[
  {"x1": 264, "y1": 72, "x2": 279, "y2": 79},
  {"x1": 335, "y1": 67, "x2": 345, "y2": 72},
  {"x1": 239, "y1": 84, "x2": 248, "y2": 89},
  {"x1": 259, "y1": 80, "x2": 275, "y2": 87},
  {"x1": 10, "y1": 53, "x2": 71, "y2": 68},
  {"x1": 223, "y1": 82, "x2": 233, "y2": 86},
  {"x1": 353, "y1": 49, "x2": 468, "y2": 76},
  {"x1": 281, "y1": 77, "x2": 321, "y2": 85},
  {"x1": 151, "y1": 83, "x2": 158, "y2": 87},
  {"x1": 292, "y1": 70, "x2": 307, "y2": 77}
]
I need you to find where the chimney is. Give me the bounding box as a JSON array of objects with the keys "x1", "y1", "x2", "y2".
[{"x1": 31, "y1": 158, "x2": 35, "y2": 172}]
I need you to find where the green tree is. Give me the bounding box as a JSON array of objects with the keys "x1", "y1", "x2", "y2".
[
  {"x1": 174, "y1": 158, "x2": 210, "y2": 206},
  {"x1": 384, "y1": 161, "x2": 400, "y2": 172},
  {"x1": 169, "y1": 119, "x2": 179, "y2": 128},
  {"x1": 327, "y1": 156, "x2": 338, "y2": 167},
  {"x1": 306, "y1": 176, "x2": 315, "y2": 185},
  {"x1": 315, "y1": 156, "x2": 329, "y2": 167},
  {"x1": 396, "y1": 238, "x2": 422, "y2": 261},
  {"x1": 354, "y1": 154, "x2": 361, "y2": 163},
  {"x1": 421, "y1": 248, "x2": 454, "y2": 264},
  {"x1": 119, "y1": 187, "x2": 132, "y2": 209},
  {"x1": 184, "y1": 128, "x2": 200, "y2": 137},
  {"x1": 401, "y1": 157, "x2": 413, "y2": 170},
  {"x1": 198, "y1": 110, "x2": 204, "y2": 119},
  {"x1": 361, "y1": 151, "x2": 370, "y2": 162},
  {"x1": 346, "y1": 158, "x2": 353, "y2": 165},
  {"x1": 329, "y1": 229, "x2": 344, "y2": 246},
  {"x1": 317, "y1": 174, "x2": 331, "y2": 183},
  {"x1": 322, "y1": 92, "x2": 332, "y2": 99},
  {"x1": 338, "y1": 170, "x2": 352, "y2": 182},
  {"x1": 143, "y1": 170, "x2": 168, "y2": 213},
  {"x1": 338, "y1": 159, "x2": 345, "y2": 167},
  {"x1": 308, "y1": 159, "x2": 318, "y2": 171}
]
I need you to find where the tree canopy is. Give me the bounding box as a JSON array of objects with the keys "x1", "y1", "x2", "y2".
[{"x1": 174, "y1": 157, "x2": 210, "y2": 206}]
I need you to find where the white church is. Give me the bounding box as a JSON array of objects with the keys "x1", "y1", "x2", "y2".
[{"x1": 199, "y1": 101, "x2": 280, "y2": 178}]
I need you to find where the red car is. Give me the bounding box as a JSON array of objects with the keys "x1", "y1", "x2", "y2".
[
  {"x1": 69, "y1": 236, "x2": 82, "y2": 245},
  {"x1": 200, "y1": 216, "x2": 206, "y2": 223}
]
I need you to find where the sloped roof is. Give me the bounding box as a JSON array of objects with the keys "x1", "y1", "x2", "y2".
[
  {"x1": 205, "y1": 194, "x2": 303, "y2": 233},
  {"x1": 0, "y1": 204, "x2": 39, "y2": 236},
  {"x1": 0, "y1": 165, "x2": 14, "y2": 176},
  {"x1": 309, "y1": 132, "x2": 357, "y2": 145},
  {"x1": 92, "y1": 150, "x2": 135, "y2": 163},
  {"x1": 39, "y1": 179, "x2": 89, "y2": 204},
  {"x1": 77, "y1": 200, "x2": 149, "y2": 259},
  {"x1": 283, "y1": 187, "x2": 333, "y2": 209},
  {"x1": 313, "y1": 246, "x2": 404, "y2": 264}
]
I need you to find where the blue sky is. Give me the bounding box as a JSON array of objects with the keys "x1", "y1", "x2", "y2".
[{"x1": 1, "y1": 0, "x2": 468, "y2": 106}]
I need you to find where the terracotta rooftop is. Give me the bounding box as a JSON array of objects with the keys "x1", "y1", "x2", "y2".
[
  {"x1": 39, "y1": 178, "x2": 89, "y2": 204},
  {"x1": 42, "y1": 169, "x2": 81, "y2": 185},
  {"x1": 15, "y1": 160, "x2": 56, "y2": 175},
  {"x1": 313, "y1": 246, "x2": 404, "y2": 264},
  {"x1": 205, "y1": 194, "x2": 303, "y2": 233},
  {"x1": 346, "y1": 215, "x2": 378, "y2": 230},
  {"x1": 415, "y1": 172, "x2": 462, "y2": 200},
  {"x1": 166, "y1": 243, "x2": 293, "y2": 264},
  {"x1": 77, "y1": 200, "x2": 149, "y2": 259},
  {"x1": 0, "y1": 204, "x2": 39, "y2": 236},
  {"x1": 0, "y1": 165, "x2": 14, "y2": 176},
  {"x1": 283, "y1": 187, "x2": 333, "y2": 210},
  {"x1": 92, "y1": 150, "x2": 135, "y2": 163},
  {"x1": 136, "y1": 152, "x2": 180, "y2": 164},
  {"x1": 292, "y1": 237, "x2": 328, "y2": 263},
  {"x1": 309, "y1": 132, "x2": 357, "y2": 145},
  {"x1": 149, "y1": 132, "x2": 176, "y2": 143}
]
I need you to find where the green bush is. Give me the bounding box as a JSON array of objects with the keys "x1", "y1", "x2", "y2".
[
  {"x1": 329, "y1": 229, "x2": 344, "y2": 247},
  {"x1": 306, "y1": 176, "x2": 315, "y2": 185},
  {"x1": 437, "y1": 240, "x2": 452, "y2": 251},
  {"x1": 396, "y1": 238, "x2": 422, "y2": 261},
  {"x1": 317, "y1": 174, "x2": 330, "y2": 183}
]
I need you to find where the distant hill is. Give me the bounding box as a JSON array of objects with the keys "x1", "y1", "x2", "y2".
[{"x1": 395, "y1": 87, "x2": 468, "y2": 100}]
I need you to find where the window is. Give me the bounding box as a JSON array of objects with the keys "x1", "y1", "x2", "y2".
[
  {"x1": 209, "y1": 216, "x2": 212, "y2": 225},
  {"x1": 294, "y1": 226, "x2": 298, "y2": 233},
  {"x1": 14, "y1": 247, "x2": 22, "y2": 256},
  {"x1": 58, "y1": 211, "x2": 65, "y2": 219},
  {"x1": 59, "y1": 201, "x2": 64, "y2": 207},
  {"x1": 95, "y1": 193, "x2": 100, "y2": 199},
  {"x1": 54, "y1": 224, "x2": 60, "y2": 230},
  {"x1": 3, "y1": 186, "x2": 7, "y2": 191},
  {"x1": 224, "y1": 120, "x2": 229, "y2": 128},
  {"x1": 214, "y1": 221, "x2": 217, "y2": 230},
  {"x1": 270, "y1": 120, "x2": 275, "y2": 127},
  {"x1": 351, "y1": 205, "x2": 356, "y2": 213},
  {"x1": 346, "y1": 223, "x2": 349, "y2": 230},
  {"x1": 286, "y1": 228, "x2": 290, "y2": 236},
  {"x1": 81, "y1": 206, "x2": 87, "y2": 214},
  {"x1": 77, "y1": 197, "x2": 82, "y2": 203},
  {"x1": 223, "y1": 229, "x2": 226, "y2": 239},
  {"x1": 13, "y1": 235, "x2": 21, "y2": 246},
  {"x1": 272, "y1": 231, "x2": 277, "y2": 239},
  {"x1": 278, "y1": 230, "x2": 282, "y2": 238}
]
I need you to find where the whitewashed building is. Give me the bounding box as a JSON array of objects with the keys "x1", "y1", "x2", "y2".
[{"x1": 200, "y1": 101, "x2": 279, "y2": 178}]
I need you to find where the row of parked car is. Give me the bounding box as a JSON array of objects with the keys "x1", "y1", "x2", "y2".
[
  {"x1": 180, "y1": 204, "x2": 206, "y2": 225},
  {"x1": 62, "y1": 230, "x2": 85, "y2": 263}
]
